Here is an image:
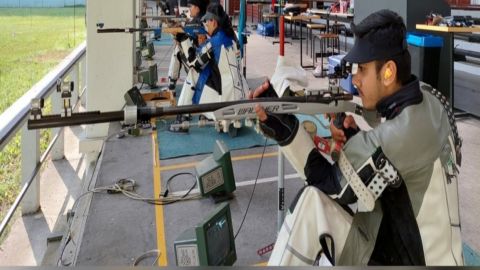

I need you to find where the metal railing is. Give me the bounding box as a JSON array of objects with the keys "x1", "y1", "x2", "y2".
[{"x1": 0, "y1": 41, "x2": 87, "y2": 236}]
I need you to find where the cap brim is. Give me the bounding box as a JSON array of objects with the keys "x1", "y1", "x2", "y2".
[
  {"x1": 343, "y1": 40, "x2": 372, "y2": 64},
  {"x1": 344, "y1": 36, "x2": 408, "y2": 64},
  {"x1": 201, "y1": 12, "x2": 215, "y2": 22}
]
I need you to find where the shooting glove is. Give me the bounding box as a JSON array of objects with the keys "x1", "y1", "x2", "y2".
[
  {"x1": 257, "y1": 83, "x2": 299, "y2": 146},
  {"x1": 259, "y1": 113, "x2": 299, "y2": 146},
  {"x1": 333, "y1": 112, "x2": 360, "y2": 141}
]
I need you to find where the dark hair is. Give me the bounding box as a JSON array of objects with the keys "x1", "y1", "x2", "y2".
[
  {"x1": 199, "y1": 0, "x2": 209, "y2": 17},
  {"x1": 188, "y1": 0, "x2": 209, "y2": 17},
  {"x1": 206, "y1": 3, "x2": 238, "y2": 43},
  {"x1": 353, "y1": 9, "x2": 411, "y2": 84}
]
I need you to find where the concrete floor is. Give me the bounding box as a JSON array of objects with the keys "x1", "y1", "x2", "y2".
[{"x1": 1, "y1": 21, "x2": 480, "y2": 266}]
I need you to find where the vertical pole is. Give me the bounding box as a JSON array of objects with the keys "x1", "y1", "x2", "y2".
[
  {"x1": 278, "y1": 0, "x2": 285, "y2": 57},
  {"x1": 81, "y1": 57, "x2": 86, "y2": 107},
  {"x1": 72, "y1": 63, "x2": 79, "y2": 107},
  {"x1": 277, "y1": 148, "x2": 285, "y2": 232},
  {"x1": 51, "y1": 87, "x2": 65, "y2": 160},
  {"x1": 239, "y1": 0, "x2": 247, "y2": 77},
  {"x1": 448, "y1": 34, "x2": 454, "y2": 107},
  {"x1": 279, "y1": 15, "x2": 285, "y2": 56},
  {"x1": 21, "y1": 125, "x2": 40, "y2": 214},
  {"x1": 238, "y1": 0, "x2": 246, "y2": 56}
]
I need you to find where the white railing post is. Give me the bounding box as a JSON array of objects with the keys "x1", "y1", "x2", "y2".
[
  {"x1": 20, "y1": 124, "x2": 40, "y2": 214},
  {"x1": 51, "y1": 87, "x2": 65, "y2": 160},
  {"x1": 81, "y1": 57, "x2": 87, "y2": 107},
  {"x1": 72, "y1": 62, "x2": 80, "y2": 107}
]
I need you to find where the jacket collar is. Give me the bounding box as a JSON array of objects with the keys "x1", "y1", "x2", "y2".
[
  {"x1": 210, "y1": 27, "x2": 220, "y2": 37},
  {"x1": 376, "y1": 75, "x2": 423, "y2": 120}
]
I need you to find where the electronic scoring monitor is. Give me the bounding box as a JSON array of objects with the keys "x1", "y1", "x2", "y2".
[{"x1": 174, "y1": 202, "x2": 237, "y2": 266}]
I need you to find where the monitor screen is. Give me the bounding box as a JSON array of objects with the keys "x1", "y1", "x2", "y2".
[
  {"x1": 206, "y1": 214, "x2": 231, "y2": 265},
  {"x1": 174, "y1": 202, "x2": 236, "y2": 266},
  {"x1": 197, "y1": 202, "x2": 236, "y2": 265}
]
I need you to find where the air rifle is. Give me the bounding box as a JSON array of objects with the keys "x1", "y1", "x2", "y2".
[
  {"x1": 27, "y1": 90, "x2": 361, "y2": 130},
  {"x1": 97, "y1": 27, "x2": 158, "y2": 33},
  {"x1": 28, "y1": 61, "x2": 366, "y2": 130},
  {"x1": 135, "y1": 15, "x2": 189, "y2": 22}
]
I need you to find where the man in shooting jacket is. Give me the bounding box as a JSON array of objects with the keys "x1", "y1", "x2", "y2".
[{"x1": 252, "y1": 9, "x2": 463, "y2": 265}]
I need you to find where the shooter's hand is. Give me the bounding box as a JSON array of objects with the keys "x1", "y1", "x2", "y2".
[
  {"x1": 248, "y1": 80, "x2": 299, "y2": 146},
  {"x1": 329, "y1": 113, "x2": 359, "y2": 143}
]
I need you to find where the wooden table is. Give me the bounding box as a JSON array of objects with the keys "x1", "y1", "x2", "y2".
[
  {"x1": 416, "y1": 24, "x2": 480, "y2": 33},
  {"x1": 284, "y1": 14, "x2": 311, "y2": 39},
  {"x1": 307, "y1": 9, "x2": 353, "y2": 31},
  {"x1": 415, "y1": 24, "x2": 480, "y2": 108}
]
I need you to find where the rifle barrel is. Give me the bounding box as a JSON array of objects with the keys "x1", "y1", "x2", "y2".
[
  {"x1": 27, "y1": 94, "x2": 353, "y2": 130},
  {"x1": 97, "y1": 28, "x2": 156, "y2": 33}
]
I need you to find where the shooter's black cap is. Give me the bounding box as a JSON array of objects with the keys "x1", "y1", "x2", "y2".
[{"x1": 344, "y1": 9, "x2": 408, "y2": 64}]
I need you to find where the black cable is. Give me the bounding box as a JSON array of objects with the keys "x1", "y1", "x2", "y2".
[
  {"x1": 138, "y1": 172, "x2": 199, "y2": 206},
  {"x1": 162, "y1": 172, "x2": 197, "y2": 199},
  {"x1": 234, "y1": 138, "x2": 268, "y2": 239}
]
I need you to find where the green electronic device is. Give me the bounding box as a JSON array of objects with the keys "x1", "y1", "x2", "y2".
[
  {"x1": 135, "y1": 49, "x2": 142, "y2": 70},
  {"x1": 142, "y1": 41, "x2": 155, "y2": 59},
  {"x1": 138, "y1": 64, "x2": 158, "y2": 88},
  {"x1": 173, "y1": 202, "x2": 237, "y2": 266},
  {"x1": 140, "y1": 18, "x2": 148, "y2": 29},
  {"x1": 195, "y1": 140, "x2": 236, "y2": 202},
  {"x1": 139, "y1": 34, "x2": 147, "y2": 49}
]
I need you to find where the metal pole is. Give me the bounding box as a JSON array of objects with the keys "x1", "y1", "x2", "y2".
[
  {"x1": 279, "y1": 16, "x2": 285, "y2": 56},
  {"x1": 279, "y1": 0, "x2": 285, "y2": 56}
]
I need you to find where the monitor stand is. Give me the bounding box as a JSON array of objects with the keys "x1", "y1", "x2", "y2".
[{"x1": 210, "y1": 191, "x2": 234, "y2": 204}]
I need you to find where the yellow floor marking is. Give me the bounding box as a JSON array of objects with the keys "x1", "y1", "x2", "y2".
[
  {"x1": 253, "y1": 261, "x2": 268, "y2": 266},
  {"x1": 152, "y1": 120, "x2": 168, "y2": 266},
  {"x1": 159, "y1": 151, "x2": 278, "y2": 172}
]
